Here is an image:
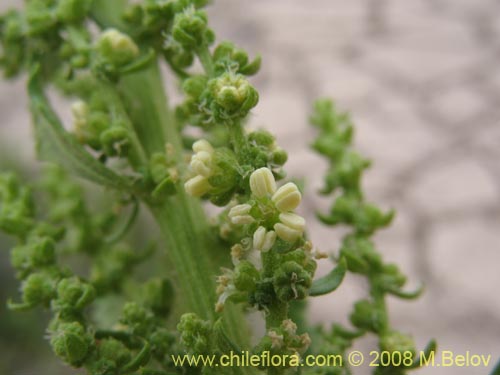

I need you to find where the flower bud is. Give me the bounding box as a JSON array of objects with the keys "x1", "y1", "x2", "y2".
[
  {"x1": 350, "y1": 300, "x2": 384, "y2": 333},
  {"x1": 272, "y1": 182, "x2": 301, "y2": 212},
  {"x1": 184, "y1": 175, "x2": 211, "y2": 197},
  {"x1": 21, "y1": 272, "x2": 56, "y2": 307},
  {"x1": 100, "y1": 126, "x2": 130, "y2": 156},
  {"x1": 274, "y1": 213, "x2": 305, "y2": 243},
  {"x1": 97, "y1": 29, "x2": 139, "y2": 66},
  {"x1": 190, "y1": 150, "x2": 212, "y2": 177},
  {"x1": 50, "y1": 322, "x2": 93, "y2": 366},
  {"x1": 380, "y1": 331, "x2": 416, "y2": 357},
  {"x1": 253, "y1": 226, "x2": 276, "y2": 252},
  {"x1": 209, "y1": 73, "x2": 258, "y2": 118},
  {"x1": 55, "y1": 277, "x2": 95, "y2": 310},
  {"x1": 192, "y1": 139, "x2": 214, "y2": 154},
  {"x1": 273, "y1": 261, "x2": 312, "y2": 302},
  {"x1": 172, "y1": 7, "x2": 209, "y2": 49},
  {"x1": 234, "y1": 260, "x2": 260, "y2": 292},
  {"x1": 228, "y1": 204, "x2": 254, "y2": 225},
  {"x1": 249, "y1": 168, "x2": 276, "y2": 198}
]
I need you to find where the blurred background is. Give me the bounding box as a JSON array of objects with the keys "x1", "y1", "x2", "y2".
[{"x1": 1, "y1": 0, "x2": 500, "y2": 374}]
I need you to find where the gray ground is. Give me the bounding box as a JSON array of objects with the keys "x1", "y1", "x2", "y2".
[{"x1": 1, "y1": 0, "x2": 499, "y2": 374}]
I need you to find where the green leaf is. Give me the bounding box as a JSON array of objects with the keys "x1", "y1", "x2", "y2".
[
  {"x1": 490, "y1": 359, "x2": 500, "y2": 375},
  {"x1": 409, "y1": 339, "x2": 437, "y2": 369},
  {"x1": 386, "y1": 283, "x2": 425, "y2": 300},
  {"x1": 28, "y1": 65, "x2": 133, "y2": 192},
  {"x1": 309, "y1": 257, "x2": 347, "y2": 297}
]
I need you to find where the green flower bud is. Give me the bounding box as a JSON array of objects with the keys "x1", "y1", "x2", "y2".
[
  {"x1": 11, "y1": 236, "x2": 56, "y2": 277},
  {"x1": 340, "y1": 235, "x2": 382, "y2": 274},
  {"x1": 26, "y1": 3, "x2": 55, "y2": 35},
  {"x1": 50, "y1": 322, "x2": 93, "y2": 366},
  {"x1": 56, "y1": 0, "x2": 92, "y2": 23},
  {"x1": 96, "y1": 29, "x2": 139, "y2": 66},
  {"x1": 121, "y1": 302, "x2": 154, "y2": 336},
  {"x1": 208, "y1": 73, "x2": 258, "y2": 121},
  {"x1": 55, "y1": 277, "x2": 96, "y2": 310},
  {"x1": 249, "y1": 278, "x2": 275, "y2": 310},
  {"x1": 150, "y1": 328, "x2": 175, "y2": 359},
  {"x1": 273, "y1": 261, "x2": 312, "y2": 302},
  {"x1": 21, "y1": 272, "x2": 56, "y2": 307},
  {"x1": 234, "y1": 260, "x2": 260, "y2": 292},
  {"x1": 142, "y1": 278, "x2": 174, "y2": 316},
  {"x1": 379, "y1": 264, "x2": 407, "y2": 289},
  {"x1": 213, "y1": 41, "x2": 261, "y2": 76},
  {"x1": 349, "y1": 300, "x2": 384, "y2": 333},
  {"x1": 248, "y1": 129, "x2": 275, "y2": 147},
  {"x1": 96, "y1": 338, "x2": 131, "y2": 370},
  {"x1": 272, "y1": 148, "x2": 288, "y2": 166},
  {"x1": 100, "y1": 126, "x2": 130, "y2": 157},
  {"x1": 380, "y1": 331, "x2": 416, "y2": 358},
  {"x1": 182, "y1": 75, "x2": 208, "y2": 98},
  {"x1": 172, "y1": 7, "x2": 210, "y2": 49},
  {"x1": 75, "y1": 110, "x2": 109, "y2": 150},
  {"x1": 177, "y1": 313, "x2": 212, "y2": 354}
]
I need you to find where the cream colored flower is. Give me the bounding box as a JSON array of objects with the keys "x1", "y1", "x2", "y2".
[
  {"x1": 249, "y1": 167, "x2": 276, "y2": 198},
  {"x1": 274, "y1": 212, "x2": 305, "y2": 242},
  {"x1": 253, "y1": 226, "x2": 277, "y2": 252},
  {"x1": 272, "y1": 182, "x2": 301, "y2": 212},
  {"x1": 228, "y1": 204, "x2": 254, "y2": 225}
]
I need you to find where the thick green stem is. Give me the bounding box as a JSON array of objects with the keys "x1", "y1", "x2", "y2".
[{"x1": 119, "y1": 63, "x2": 252, "y2": 352}]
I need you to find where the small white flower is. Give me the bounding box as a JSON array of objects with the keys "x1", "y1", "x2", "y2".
[
  {"x1": 274, "y1": 212, "x2": 305, "y2": 242},
  {"x1": 272, "y1": 182, "x2": 301, "y2": 212},
  {"x1": 228, "y1": 204, "x2": 254, "y2": 225},
  {"x1": 184, "y1": 175, "x2": 211, "y2": 197},
  {"x1": 253, "y1": 226, "x2": 277, "y2": 252},
  {"x1": 249, "y1": 167, "x2": 276, "y2": 198}
]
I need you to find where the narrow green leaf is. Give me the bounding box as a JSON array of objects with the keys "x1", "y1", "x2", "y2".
[
  {"x1": 309, "y1": 257, "x2": 347, "y2": 297},
  {"x1": 386, "y1": 283, "x2": 425, "y2": 300},
  {"x1": 410, "y1": 339, "x2": 437, "y2": 369},
  {"x1": 28, "y1": 65, "x2": 132, "y2": 192},
  {"x1": 490, "y1": 359, "x2": 500, "y2": 375}
]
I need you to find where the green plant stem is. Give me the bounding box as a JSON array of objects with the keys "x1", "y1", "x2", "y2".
[
  {"x1": 196, "y1": 46, "x2": 215, "y2": 77},
  {"x1": 119, "y1": 62, "x2": 251, "y2": 352}
]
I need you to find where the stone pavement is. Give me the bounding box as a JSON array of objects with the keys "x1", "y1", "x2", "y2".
[{"x1": 1, "y1": 1, "x2": 500, "y2": 374}]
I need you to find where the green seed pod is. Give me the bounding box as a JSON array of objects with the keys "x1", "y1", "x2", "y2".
[
  {"x1": 142, "y1": 278, "x2": 174, "y2": 316},
  {"x1": 21, "y1": 272, "x2": 56, "y2": 307},
  {"x1": 380, "y1": 331, "x2": 416, "y2": 358},
  {"x1": 340, "y1": 235, "x2": 382, "y2": 274},
  {"x1": 233, "y1": 260, "x2": 260, "y2": 292},
  {"x1": 50, "y1": 321, "x2": 93, "y2": 366},
  {"x1": 273, "y1": 261, "x2": 312, "y2": 302},
  {"x1": 96, "y1": 29, "x2": 139, "y2": 67},
  {"x1": 172, "y1": 7, "x2": 210, "y2": 49},
  {"x1": 349, "y1": 300, "x2": 384, "y2": 333}
]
